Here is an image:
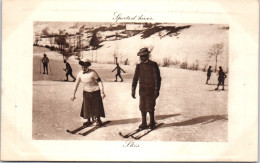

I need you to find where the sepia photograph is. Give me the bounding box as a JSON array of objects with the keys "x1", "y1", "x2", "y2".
[
  {"x1": 33, "y1": 22, "x2": 229, "y2": 141},
  {"x1": 2, "y1": 0, "x2": 258, "y2": 161}
]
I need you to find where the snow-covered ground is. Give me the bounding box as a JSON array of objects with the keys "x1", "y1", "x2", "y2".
[
  {"x1": 81, "y1": 24, "x2": 228, "y2": 71},
  {"x1": 33, "y1": 47, "x2": 228, "y2": 141},
  {"x1": 34, "y1": 23, "x2": 229, "y2": 71}
]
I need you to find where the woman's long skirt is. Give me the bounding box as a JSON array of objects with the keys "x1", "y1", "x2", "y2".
[{"x1": 80, "y1": 90, "x2": 105, "y2": 119}]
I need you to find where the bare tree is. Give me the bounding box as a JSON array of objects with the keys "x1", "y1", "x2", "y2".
[
  {"x1": 89, "y1": 32, "x2": 100, "y2": 49},
  {"x1": 208, "y1": 43, "x2": 224, "y2": 72},
  {"x1": 55, "y1": 35, "x2": 68, "y2": 52},
  {"x1": 89, "y1": 32, "x2": 100, "y2": 62}
]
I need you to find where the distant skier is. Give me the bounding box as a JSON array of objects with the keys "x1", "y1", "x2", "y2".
[
  {"x1": 112, "y1": 63, "x2": 126, "y2": 82},
  {"x1": 132, "y1": 48, "x2": 161, "y2": 129},
  {"x1": 63, "y1": 60, "x2": 76, "y2": 82},
  {"x1": 71, "y1": 59, "x2": 106, "y2": 127},
  {"x1": 41, "y1": 53, "x2": 49, "y2": 74},
  {"x1": 206, "y1": 66, "x2": 213, "y2": 84},
  {"x1": 124, "y1": 58, "x2": 129, "y2": 65},
  {"x1": 215, "y1": 66, "x2": 227, "y2": 90}
]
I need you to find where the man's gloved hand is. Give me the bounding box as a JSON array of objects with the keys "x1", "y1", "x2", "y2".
[
  {"x1": 154, "y1": 91, "x2": 159, "y2": 99},
  {"x1": 131, "y1": 88, "x2": 136, "y2": 99}
]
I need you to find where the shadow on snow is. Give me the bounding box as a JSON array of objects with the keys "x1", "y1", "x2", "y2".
[
  {"x1": 109, "y1": 113, "x2": 181, "y2": 126},
  {"x1": 162, "y1": 114, "x2": 228, "y2": 128}
]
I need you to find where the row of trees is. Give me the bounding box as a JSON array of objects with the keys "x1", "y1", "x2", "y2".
[
  {"x1": 162, "y1": 43, "x2": 226, "y2": 72},
  {"x1": 35, "y1": 30, "x2": 101, "y2": 59}
]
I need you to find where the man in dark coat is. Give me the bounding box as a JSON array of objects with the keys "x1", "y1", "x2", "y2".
[
  {"x1": 132, "y1": 48, "x2": 161, "y2": 129},
  {"x1": 63, "y1": 60, "x2": 76, "y2": 82},
  {"x1": 215, "y1": 66, "x2": 227, "y2": 90},
  {"x1": 112, "y1": 63, "x2": 126, "y2": 82},
  {"x1": 41, "y1": 53, "x2": 49, "y2": 74}
]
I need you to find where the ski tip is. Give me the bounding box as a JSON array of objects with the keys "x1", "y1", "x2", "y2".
[
  {"x1": 119, "y1": 132, "x2": 125, "y2": 137},
  {"x1": 119, "y1": 134, "x2": 129, "y2": 138},
  {"x1": 119, "y1": 132, "x2": 129, "y2": 138},
  {"x1": 66, "y1": 130, "x2": 75, "y2": 134},
  {"x1": 130, "y1": 135, "x2": 140, "y2": 140}
]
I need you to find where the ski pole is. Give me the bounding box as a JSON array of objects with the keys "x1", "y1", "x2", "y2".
[
  {"x1": 49, "y1": 62, "x2": 53, "y2": 75},
  {"x1": 40, "y1": 60, "x2": 41, "y2": 74}
]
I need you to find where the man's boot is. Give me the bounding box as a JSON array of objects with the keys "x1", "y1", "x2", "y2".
[
  {"x1": 149, "y1": 111, "x2": 156, "y2": 129},
  {"x1": 215, "y1": 85, "x2": 219, "y2": 90},
  {"x1": 96, "y1": 117, "x2": 102, "y2": 127},
  {"x1": 139, "y1": 111, "x2": 148, "y2": 129}
]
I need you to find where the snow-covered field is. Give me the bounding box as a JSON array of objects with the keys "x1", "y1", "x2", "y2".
[
  {"x1": 33, "y1": 47, "x2": 228, "y2": 141},
  {"x1": 81, "y1": 24, "x2": 229, "y2": 71},
  {"x1": 35, "y1": 23, "x2": 229, "y2": 71}
]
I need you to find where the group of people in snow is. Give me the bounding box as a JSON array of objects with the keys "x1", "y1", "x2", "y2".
[
  {"x1": 41, "y1": 54, "x2": 77, "y2": 82},
  {"x1": 70, "y1": 47, "x2": 161, "y2": 129},
  {"x1": 41, "y1": 54, "x2": 127, "y2": 83},
  {"x1": 206, "y1": 66, "x2": 227, "y2": 90},
  {"x1": 40, "y1": 47, "x2": 226, "y2": 130}
]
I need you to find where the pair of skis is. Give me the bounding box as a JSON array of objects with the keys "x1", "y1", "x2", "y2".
[
  {"x1": 119, "y1": 123, "x2": 164, "y2": 140},
  {"x1": 67, "y1": 121, "x2": 163, "y2": 139},
  {"x1": 66, "y1": 121, "x2": 111, "y2": 136}
]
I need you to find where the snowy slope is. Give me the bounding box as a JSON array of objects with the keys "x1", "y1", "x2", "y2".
[{"x1": 82, "y1": 24, "x2": 229, "y2": 71}]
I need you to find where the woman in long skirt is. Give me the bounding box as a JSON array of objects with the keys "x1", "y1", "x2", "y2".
[{"x1": 71, "y1": 59, "x2": 106, "y2": 127}]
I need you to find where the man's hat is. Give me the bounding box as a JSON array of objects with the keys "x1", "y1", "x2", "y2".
[
  {"x1": 79, "y1": 58, "x2": 91, "y2": 67},
  {"x1": 137, "y1": 48, "x2": 150, "y2": 56}
]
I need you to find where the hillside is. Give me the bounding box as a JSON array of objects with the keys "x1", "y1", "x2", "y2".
[
  {"x1": 34, "y1": 22, "x2": 229, "y2": 72},
  {"x1": 81, "y1": 24, "x2": 229, "y2": 71}
]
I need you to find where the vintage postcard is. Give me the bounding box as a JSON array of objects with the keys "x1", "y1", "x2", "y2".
[{"x1": 1, "y1": 0, "x2": 258, "y2": 161}]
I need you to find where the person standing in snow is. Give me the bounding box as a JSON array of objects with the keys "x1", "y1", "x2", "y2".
[
  {"x1": 71, "y1": 59, "x2": 106, "y2": 127},
  {"x1": 112, "y1": 63, "x2": 126, "y2": 82},
  {"x1": 215, "y1": 66, "x2": 227, "y2": 90},
  {"x1": 41, "y1": 53, "x2": 49, "y2": 74},
  {"x1": 206, "y1": 66, "x2": 213, "y2": 84},
  {"x1": 132, "y1": 48, "x2": 161, "y2": 129}
]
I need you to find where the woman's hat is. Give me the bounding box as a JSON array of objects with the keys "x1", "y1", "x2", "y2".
[
  {"x1": 137, "y1": 48, "x2": 150, "y2": 56},
  {"x1": 79, "y1": 58, "x2": 91, "y2": 67}
]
